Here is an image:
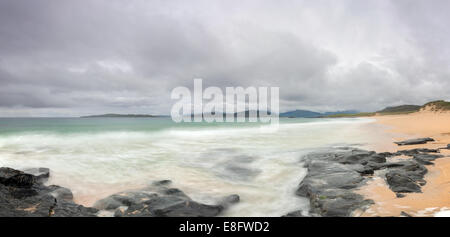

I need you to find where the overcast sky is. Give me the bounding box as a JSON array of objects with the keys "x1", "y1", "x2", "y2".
[{"x1": 0, "y1": 0, "x2": 449, "y2": 116}]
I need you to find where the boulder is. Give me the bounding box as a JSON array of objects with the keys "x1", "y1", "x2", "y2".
[{"x1": 394, "y1": 138, "x2": 434, "y2": 146}]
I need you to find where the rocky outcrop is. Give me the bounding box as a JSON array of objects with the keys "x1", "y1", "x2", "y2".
[
  {"x1": 295, "y1": 148, "x2": 379, "y2": 217},
  {"x1": 394, "y1": 138, "x2": 435, "y2": 146},
  {"x1": 384, "y1": 153, "x2": 445, "y2": 195},
  {"x1": 293, "y1": 146, "x2": 448, "y2": 217},
  {"x1": 0, "y1": 167, "x2": 98, "y2": 217},
  {"x1": 94, "y1": 180, "x2": 239, "y2": 217},
  {"x1": 1, "y1": 167, "x2": 240, "y2": 217}
]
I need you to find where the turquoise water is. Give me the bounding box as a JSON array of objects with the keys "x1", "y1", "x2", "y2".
[
  {"x1": 0, "y1": 117, "x2": 323, "y2": 134},
  {"x1": 0, "y1": 117, "x2": 384, "y2": 216}
]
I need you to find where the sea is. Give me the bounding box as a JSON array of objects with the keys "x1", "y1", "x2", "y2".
[{"x1": 0, "y1": 117, "x2": 390, "y2": 216}]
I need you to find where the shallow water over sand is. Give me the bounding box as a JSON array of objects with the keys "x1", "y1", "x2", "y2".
[{"x1": 0, "y1": 117, "x2": 388, "y2": 216}]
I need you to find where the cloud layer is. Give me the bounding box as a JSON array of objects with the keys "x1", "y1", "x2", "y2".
[{"x1": 1, "y1": 0, "x2": 449, "y2": 116}]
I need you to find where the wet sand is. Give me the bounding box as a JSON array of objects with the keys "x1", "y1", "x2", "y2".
[{"x1": 357, "y1": 110, "x2": 450, "y2": 217}]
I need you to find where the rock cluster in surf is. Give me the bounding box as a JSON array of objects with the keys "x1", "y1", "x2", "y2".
[
  {"x1": 290, "y1": 139, "x2": 448, "y2": 217},
  {"x1": 0, "y1": 167, "x2": 239, "y2": 217},
  {"x1": 0, "y1": 167, "x2": 97, "y2": 217}
]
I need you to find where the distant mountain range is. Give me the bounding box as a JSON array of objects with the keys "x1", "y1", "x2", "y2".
[{"x1": 80, "y1": 100, "x2": 450, "y2": 119}]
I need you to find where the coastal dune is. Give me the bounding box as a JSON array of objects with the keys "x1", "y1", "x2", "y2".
[{"x1": 358, "y1": 108, "x2": 450, "y2": 217}]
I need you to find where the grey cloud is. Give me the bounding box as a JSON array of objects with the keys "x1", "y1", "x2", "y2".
[{"x1": 0, "y1": 0, "x2": 450, "y2": 116}]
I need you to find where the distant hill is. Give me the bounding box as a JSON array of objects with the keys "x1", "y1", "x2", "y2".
[
  {"x1": 279, "y1": 110, "x2": 322, "y2": 118},
  {"x1": 279, "y1": 110, "x2": 359, "y2": 118},
  {"x1": 322, "y1": 110, "x2": 360, "y2": 116},
  {"x1": 81, "y1": 114, "x2": 159, "y2": 118},
  {"x1": 377, "y1": 105, "x2": 421, "y2": 114}
]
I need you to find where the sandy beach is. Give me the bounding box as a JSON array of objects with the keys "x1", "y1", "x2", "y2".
[{"x1": 357, "y1": 109, "x2": 450, "y2": 217}]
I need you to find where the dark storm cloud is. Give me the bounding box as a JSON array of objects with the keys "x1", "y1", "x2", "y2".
[{"x1": 0, "y1": 0, "x2": 449, "y2": 116}]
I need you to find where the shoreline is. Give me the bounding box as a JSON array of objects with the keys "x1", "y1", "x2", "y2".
[
  {"x1": 1, "y1": 113, "x2": 449, "y2": 217},
  {"x1": 357, "y1": 111, "x2": 450, "y2": 217}
]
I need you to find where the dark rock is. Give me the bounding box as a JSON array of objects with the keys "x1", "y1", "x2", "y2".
[
  {"x1": 151, "y1": 199, "x2": 223, "y2": 217},
  {"x1": 93, "y1": 191, "x2": 158, "y2": 210},
  {"x1": 355, "y1": 166, "x2": 374, "y2": 175},
  {"x1": 51, "y1": 200, "x2": 98, "y2": 217},
  {"x1": 317, "y1": 194, "x2": 374, "y2": 217},
  {"x1": 383, "y1": 160, "x2": 429, "y2": 195},
  {"x1": 114, "y1": 194, "x2": 223, "y2": 217},
  {"x1": 394, "y1": 138, "x2": 434, "y2": 146},
  {"x1": 417, "y1": 180, "x2": 427, "y2": 186},
  {"x1": 162, "y1": 188, "x2": 190, "y2": 198},
  {"x1": 400, "y1": 211, "x2": 412, "y2": 217},
  {"x1": 0, "y1": 167, "x2": 36, "y2": 187},
  {"x1": 96, "y1": 183, "x2": 238, "y2": 217},
  {"x1": 378, "y1": 152, "x2": 395, "y2": 157},
  {"x1": 0, "y1": 167, "x2": 97, "y2": 217},
  {"x1": 413, "y1": 154, "x2": 444, "y2": 165},
  {"x1": 49, "y1": 186, "x2": 74, "y2": 202},
  {"x1": 22, "y1": 168, "x2": 50, "y2": 183},
  {"x1": 296, "y1": 149, "x2": 376, "y2": 216},
  {"x1": 283, "y1": 210, "x2": 305, "y2": 217},
  {"x1": 223, "y1": 165, "x2": 260, "y2": 180},
  {"x1": 152, "y1": 180, "x2": 172, "y2": 186},
  {"x1": 298, "y1": 185, "x2": 373, "y2": 217},
  {"x1": 222, "y1": 194, "x2": 240, "y2": 206},
  {"x1": 386, "y1": 171, "x2": 421, "y2": 193},
  {"x1": 399, "y1": 148, "x2": 439, "y2": 155},
  {"x1": 366, "y1": 161, "x2": 404, "y2": 170},
  {"x1": 334, "y1": 150, "x2": 377, "y2": 165},
  {"x1": 295, "y1": 146, "x2": 444, "y2": 216},
  {"x1": 118, "y1": 196, "x2": 223, "y2": 217},
  {"x1": 396, "y1": 193, "x2": 406, "y2": 198}
]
